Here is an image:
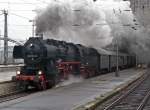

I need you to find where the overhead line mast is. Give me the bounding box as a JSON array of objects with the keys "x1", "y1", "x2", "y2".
[{"x1": 3, "y1": 10, "x2": 8, "y2": 65}]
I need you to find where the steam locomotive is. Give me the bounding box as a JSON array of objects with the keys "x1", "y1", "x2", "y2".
[{"x1": 13, "y1": 37, "x2": 136, "y2": 90}]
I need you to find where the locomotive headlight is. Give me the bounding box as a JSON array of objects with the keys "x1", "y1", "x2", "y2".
[
  {"x1": 16, "y1": 71, "x2": 20, "y2": 75},
  {"x1": 38, "y1": 70, "x2": 42, "y2": 75}
]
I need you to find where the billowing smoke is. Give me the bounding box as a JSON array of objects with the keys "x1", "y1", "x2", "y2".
[
  {"x1": 35, "y1": 0, "x2": 150, "y2": 64},
  {"x1": 35, "y1": 0, "x2": 129, "y2": 48},
  {"x1": 128, "y1": 1, "x2": 150, "y2": 64}
]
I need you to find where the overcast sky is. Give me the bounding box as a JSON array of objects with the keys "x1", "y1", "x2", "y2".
[{"x1": 0, "y1": 0, "x2": 50, "y2": 42}]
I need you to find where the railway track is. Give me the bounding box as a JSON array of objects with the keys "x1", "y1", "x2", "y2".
[
  {"x1": 0, "y1": 81, "x2": 36, "y2": 103},
  {"x1": 0, "y1": 81, "x2": 17, "y2": 96},
  {"x1": 97, "y1": 71, "x2": 150, "y2": 110},
  {"x1": 0, "y1": 89, "x2": 35, "y2": 103},
  {"x1": 142, "y1": 91, "x2": 150, "y2": 110}
]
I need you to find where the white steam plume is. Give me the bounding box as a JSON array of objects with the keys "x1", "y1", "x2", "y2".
[
  {"x1": 35, "y1": 0, "x2": 150, "y2": 64},
  {"x1": 36, "y1": 0, "x2": 136, "y2": 48}
]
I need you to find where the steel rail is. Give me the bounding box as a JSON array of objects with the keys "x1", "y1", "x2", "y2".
[
  {"x1": 0, "y1": 90, "x2": 24, "y2": 103},
  {"x1": 0, "y1": 81, "x2": 33, "y2": 103},
  {"x1": 137, "y1": 89, "x2": 150, "y2": 110},
  {"x1": 103, "y1": 73, "x2": 149, "y2": 110},
  {"x1": 0, "y1": 90, "x2": 34, "y2": 103},
  {"x1": 0, "y1": 86, "x2": 37, "y2": 103}
]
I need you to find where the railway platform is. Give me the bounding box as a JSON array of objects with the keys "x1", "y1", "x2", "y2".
[
  {"x1": 0, "y1": 64, "x2": 23, "y2": 82},
  {"x1": 0, "y1": 71, "x2": 16, "y2": 82},
  {"x1": 0, "y1": 68, "x2": 146, "y2": 110}
]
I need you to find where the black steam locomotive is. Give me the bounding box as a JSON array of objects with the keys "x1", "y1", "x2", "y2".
[{"x1": 13, "y1": 37, "x2": 135, "y2": 90}]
